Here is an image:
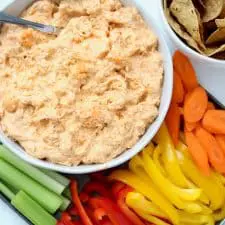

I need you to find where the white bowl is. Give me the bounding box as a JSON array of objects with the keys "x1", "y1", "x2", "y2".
[
  {"x1": 158, "y1": 1, "x2": 225, "y2": 73},
  {"x1": 0, "y1": 0, "x2": 173, "y2": 174}
]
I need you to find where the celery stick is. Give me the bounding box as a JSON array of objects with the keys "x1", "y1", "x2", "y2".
[
  {"x1": 0, "y1": 181, "x2": 15, "y2": 200},
  {"x1": 60, "y1": 196, "x2": 71, "y2": 211},
  {"x1": 0, "y1": 159, "x2": 62, "y2": 213},
  {"x1": 12, "y1": 191, "x2": 56, "y2": 225},
  {"x1": 40, "y1": 168, "x2": 70, "y2": 187},
  {"x1": 0, "y1": 145, "x2": 65, "y2": 194},
  {"x1": 63, "y1": 186, "x2": 72, "y2": 199}
]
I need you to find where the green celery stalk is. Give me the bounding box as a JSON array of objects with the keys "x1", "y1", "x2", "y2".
[
  {"x1": 0, "y1": 159, "x2": 62, "y2": 213},
  {"x1": 12, "y1": 191, "x2": 56, "y2": 225},
  {"x1": 0, "y1": 145, "x2": 65, "y2": 194},
  {"x1": 40, "y1": 168, "x2": 70, "y2": 187},
  {"x1": 63, "y1": 186, "x2": 72, "y2": 199},
  {"x1": 0, "y1": 181, "x2": 15, "y2": 200},
  {"x1": 60, "y1": 196, "x2": 71, "y2": 211}
]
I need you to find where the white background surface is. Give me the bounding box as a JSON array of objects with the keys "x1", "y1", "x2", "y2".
[{"x1": 0, "y1": 0, "x2": 225, "y2": 224}]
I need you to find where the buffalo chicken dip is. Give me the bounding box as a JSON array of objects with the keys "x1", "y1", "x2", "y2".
[{"x1": 0, "y1": 0, "x2": 163, "y2": 165}]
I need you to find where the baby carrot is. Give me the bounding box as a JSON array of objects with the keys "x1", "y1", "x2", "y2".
[
  {"x1": 166, "y1": 102, "x2": 181, "y2": 146},
  {"x1": 172, "y1": 71, "x2": 185, "y2": 104},
  {"x1": 185, "y1": 121, "x2": 198, "y2": 132},
  {"x1": 215, "y1": 135, "x2": 225, "y2": 156},
  {"x1": 195, "y1": 127, "x2": 225, "y2": 173},
  {"x1": 185, "y1": 131, "x2": 210, "y2": 176},
  {"x1": 184, "y1": 87, "x2": 208, "y2": 123},
  {"x1": 173, "y1": 51, "x2": 198, "y2": 91},
  {"x1": 202, "y1": 110, "x2": 225, "y2": 134},
  {"x1": 207, "y1": 102, "x2": 215, "y2": 110}
]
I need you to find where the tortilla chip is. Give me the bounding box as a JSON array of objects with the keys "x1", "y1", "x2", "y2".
[
  {"x1": 215, "y1": 19, "x2": 225, "y2": 28},
  {"x1": 202, "y1": 0, "x2": 224, "y2": 22},
  {"x1": 204, "y1": 44, "x2": 225, "y2": 56},
  {"x1": 170, "y1": 0, "x2": 205, "y2": 49},
  {"x1": 206, "y1": 27, "x2": 225, "y2": 44},
  {"x1": 165, "y1": 8, "x2": 203, "y2": 53}
]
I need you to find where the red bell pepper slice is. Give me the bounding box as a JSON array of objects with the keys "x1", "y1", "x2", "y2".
[
  {"x1": 70, "y1": 180, "x2": 94, "y2": 225},
  {"x1": 57, "y1": 220, "x2": 65, "y2": 225},
  {"x1": 83, "y1": 181, "x2": 112, "y2": 198},
  {"x1": 116, "y1": 187, "x2": 146, "y2": 225},
  {"x1": 85, "y1": 206, "x2": 113, "y2": 225},
  {"x1": 94, "y1": 208, "x2": 107, "y2": 220},
  {"x1": 89, "y1": 197, "x2": 133, "y2": 225},
  {"x1": 111, "y1": 182, "x2": 126, "y2": 197},
  {"x1": 61, "y1": 212, "x2": 77, "y2": 225},
  {"x1": 80, "y1": 192, "x2": 89, "y2": 203}
]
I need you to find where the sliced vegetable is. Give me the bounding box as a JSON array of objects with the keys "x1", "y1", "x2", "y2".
[
  {"x1": 70, "y1": 180, "x2": 93, "y2": 225},
  {"x1": 165, "y1": 102, "x2": 180, "y2": 146},
  {"x1": 142, "y1": 150, "x2": 202, "y2": 213},
  {"x1": 195, "y1": 126, "x2": 225, "y2": 173},
  {"x1": 177, "y1": 151, "x2": 225, "y2": 210},
  {"x1": 184, "y1": 121, "x2": 198, "y2": 132},
  {"x1": 202, "y1": 110, "x2": 225, "y2": 134},
  {"x1": 89, "y1": 197, "x2": 133, "y2": 225},
  {"x1": 126, "y1": 192, "x2": 167, "y2": 219},
  {"x1": 109, "y1": 170, "x2": 179, "y2": 225},
  {"x1": 116, "y1": 187, "x2": 145, "y2": 225},
  {"x1": 12, "y1": 191, "x2": 56, "y2": 225},
  {"x1": 173, "y1": 51, "x2": 198, "y2": 91},
  {"x1": 184, "y1": 130, "x2": 210, "y2": 176},
  {"x1": 215, "y1": 134, "x2": 225, "y2": 155},
  {"x1": 0, "y1": 159, "x2": 62, "y2": 213},
  {"x1": 184, "y1": 87, "x2": 208, "y2": 123},
  {"x1": 0, "y1": 145, "x2": 65, "y2": 195},
  {"x1": 207, "y1": 102, "x2": 216, "y2": 110},
  {"x1": 0, "y1": 181, "x2": 15, "y2": 200},
  {"x1": 40, "y1": 168, "x2": 70, "y2": 187},
  {"x1": 172, "y1": 71, "x2": 185, "y2": 104}
]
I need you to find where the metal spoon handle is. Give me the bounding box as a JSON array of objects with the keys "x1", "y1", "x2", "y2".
[{"x1": 0, "y1": 12, "x2": 57, "y2": 34}]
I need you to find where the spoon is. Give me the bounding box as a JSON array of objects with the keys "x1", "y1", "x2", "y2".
[{"x1": 0, "y1": 12, "x2": 60, "y2": 34}]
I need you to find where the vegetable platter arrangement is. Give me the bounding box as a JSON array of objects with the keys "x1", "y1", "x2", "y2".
[{"x1": 1, "y1": 51, "x2": 225, "y2": 225}]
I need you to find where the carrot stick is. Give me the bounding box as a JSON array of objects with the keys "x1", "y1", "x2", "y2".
[
  {"x1": 185, "y1": 130, "x2": 210, "y2": 176},
  {"x1": 185, "y1": 121, "x2": 198, "y2": 132},
  {"x1": 195, "y1": 127, "x2": 225, "y2": 173},
  {"x1": 173, "y1": 51, "x2": 198, "y2": 91},
  {"x1": 207, "y1": 102, "x2": 216, "y2": 110},
  {"x1": 172, "y1": 71, "x2": 185, "y2": 104},
  {"x1": 202, "y1": 110, "x2": 225, "y2": 134},
  {"x1": 215, "y1": 135, "x2": 225, "y2": 156},
  {"x1": 165, "y1": 102, "x2": 180, "y2": 146},
  {"x1": 184, "y1": 87, "x2": 208, "y2": 123}
]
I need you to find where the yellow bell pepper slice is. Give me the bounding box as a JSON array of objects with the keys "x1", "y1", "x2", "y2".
[
  {"x1": 109, "y1": 170, "x2": 179, "y2": 225},
  {"x1": 213, "y1": 204, "x2": 225, "y2": 221},
  {"x1": 133, "y1": 209, "x2": 171, "y2": 225},
  {"x1": 175, "y1": 145, "x2": 210, "y2": 205},
  {"x1": 155, "y1": 124, "x2": 193, "y2": 188},
  {"x1": 142, "y1": 150, "x2": 202, "y2": 213},
  {"x1": 128, "y1": 155, "x2": 150, "y2": 183},
  {"x1": 126, "y1": 192, "x2": 167, "y2": 218},
  {"x1": 179, "y1": 211, "x2": 214, "y2": 225},
  {"x1": 177, "y1": 151, "x2": 225, "y2": 210},
  {"x1": 153, "y1": 145, "x2": 166, "y2": 176}
]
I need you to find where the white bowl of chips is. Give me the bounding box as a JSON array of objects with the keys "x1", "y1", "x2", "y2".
[{"x1": 159, "y1": 0, "x2": 225, "y2": 77}]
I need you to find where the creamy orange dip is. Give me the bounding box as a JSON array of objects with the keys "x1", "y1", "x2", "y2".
[{"x1": 0, "y1": 0, "x2": 163, "y2": 165}]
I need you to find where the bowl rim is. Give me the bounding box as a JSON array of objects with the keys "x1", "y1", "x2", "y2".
[
  {"x1": 158, "y1": 0, "x2": 225, "y2": 66},
  {"x1": 0, "y1": 0, "x2": 173, "y2": 174}
]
